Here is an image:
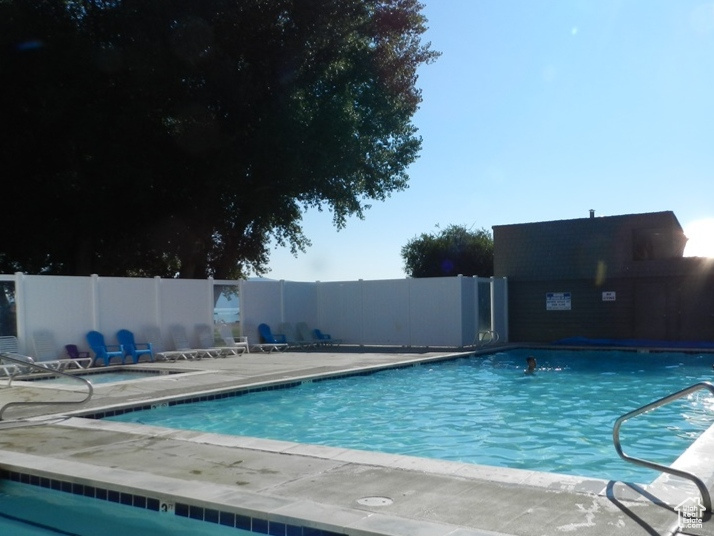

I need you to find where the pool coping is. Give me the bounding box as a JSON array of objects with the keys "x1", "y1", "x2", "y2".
[{"x1": 1, "y1": 345, "x2": 714, "y2": 535}]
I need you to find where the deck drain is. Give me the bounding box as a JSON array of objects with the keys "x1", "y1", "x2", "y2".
[{"x1": 357, "y1": 496, "x2": 393, "y2": 506}]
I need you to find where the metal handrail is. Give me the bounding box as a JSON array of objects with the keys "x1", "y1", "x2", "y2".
[
  {"x1": 0, "y1": 352, "x2": 93, "y2": 421},
  {"x1": 473, "y1": 330, "x2": 499, "y2": 347},
  {"x1": 613, "y1": 381, "x2": 714, "y2": 512}
]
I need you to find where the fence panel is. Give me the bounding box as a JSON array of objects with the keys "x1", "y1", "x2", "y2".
[
  {"x1": 361, "y1": 279, "x2": 411, "y2": 345},
  {"x1": 408, "y1": 277, "x2": 463, "y2": 347},
  {"x1": 283, "y1": 282, "x2": 318, "y2": 328},
  {"x1": 316, "y1": 281, "x2": 364, "y2": 344},
  {"x1": 95, "y1": 277, "x2": 158, "y2": 344},
  {"x1": 240, "y1": 280, "x2": 283, "y2": 344},
  {"x1": 19, "y1": 275, "x2": 95, "y2": 356},
  {"x1": 156, "y1": 278, "x2": 213, "y2": 348}
]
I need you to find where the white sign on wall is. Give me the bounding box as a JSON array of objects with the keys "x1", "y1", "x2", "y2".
[
  {"x1": 602, "y1": 291, "x2": 616, "y2": 301},
  {"x1": 546, "y1": 292, "x2": 571, "y2": 311}
]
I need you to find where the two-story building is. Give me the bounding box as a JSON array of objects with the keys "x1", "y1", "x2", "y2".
[{"x1": 493, "y1": 211, "x2": 714, "y2": 344}]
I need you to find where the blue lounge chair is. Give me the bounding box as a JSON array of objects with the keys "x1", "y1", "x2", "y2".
[
  {"x1": 258, "y1": 323, "x2": 286, "y2": 344},
  {"x1": 86, "y1": 331, "x2": 124, "y2": 367},
  {"x1": 312, "y1": 328, "x2": 342, "y2": 346},
  {"x1": 116, "y1": 329, "x2": 154, "y2": 364},
  {"x1": 294, "y1": 322, "x2": 342, "y2": 347},
  {"x1": 256, "y1": 323, "x2": 288, "y2": 352}
]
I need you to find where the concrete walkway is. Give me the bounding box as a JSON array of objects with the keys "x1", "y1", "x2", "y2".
[{"x1": 0, "y1": 348, "x2": 712, "y2": 535}]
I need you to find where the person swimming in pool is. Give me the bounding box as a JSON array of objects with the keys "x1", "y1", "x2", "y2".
[{"x1": 525, "y1": 356, "x2": 537, "y2": 374}]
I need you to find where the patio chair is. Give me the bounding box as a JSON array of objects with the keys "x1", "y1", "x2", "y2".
[
  {"x1": 0, "y1": 358, "x2": 19, "y2": 379},
  {"x1": 144, "y1": 326, "x2": 192, "y2": 362},
  {"x1": 0, "y1": 335, "x2": 20, "y2": 354},
  {"x1": 116, "y1": 329, "x2": 154, "y2": 364},
  {"x1": 255, "y1": 324, "x2": 288, "y2": 352},
  {"x1": 278, "y1": 322, "x2": 313, "y2": 349},
  {"x1": 295, "y1": 322, "x2": 342, "y2": 347},
  {"x1": 195, "y1": 323, "x2": 244, "y2": 357},
  {"x1": 168, "y1": 325, "x2": 201, "y2": 360},
  {"x1": 0, "y1": 336, "x2": 37, "y2": 376},
  {"x1": 64, "y1": 344, "x2": 93, "y2": 369},
  {"x1": 217, "y1": 323, "x2": 250, "y2": 353},
  {"x1": 32, "y1": 330, "x2": 81, "y2": 371},
  {"x1": 294, "y1": 322, "x2": 317, "y2": 347},
  {"x1": 0, "y1": 353, "x2": 37, "y2": 381},
  {"x1": 86, "y1": 331, "x2": 124, "y2": 367},
  {"x1": 312, "y1": 328, "x2": 342, "y2": 346}
]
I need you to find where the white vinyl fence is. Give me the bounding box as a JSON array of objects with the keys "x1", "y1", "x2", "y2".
[
  {"x1": 0, "y1": 273, "x2": 508, "y2": 360},
  {"x1": 1, "y1": 273, "x2": 215, "y2": 357},
  {"x1": 240, "y1": 276, "x2": 508, "y2": 347}
]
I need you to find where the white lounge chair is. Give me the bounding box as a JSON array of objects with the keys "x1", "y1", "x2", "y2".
[
  {"x1": 217, "y1": 324, "x2": 250, "y2": 353},
  {"x1": 293, "y1": 322, "x2": 320, "y2": 348},
  {"x1": 0, "y1": 352, "x2": 36, "y2": 382},
  {"x1": 278, "y1": 322, "x2": 313, "y2": 349},
  {"x1": 0, "y1": 336, "x2": 50, "y2": 377},
  {"x1": 144, "y1": 326, "x2": 193, "y2": 362},
  {"x1": 33, "y1": 330, "x2": 92, "y2": 370},
  {"x1": 195, "y1": 324, "x2": 244, "y2": 357},
  {"x1": 1, "y1": 334, "x2": 64, "y2": 373},
  {"x1": 167, "y1": 325, "x2": 201, "y2": 360}
]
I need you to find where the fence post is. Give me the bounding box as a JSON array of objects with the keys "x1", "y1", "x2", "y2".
[
  {"x1": 13, "y1": 272, "x2": 26, "y2": 353},
  {"x1": 90, "y1": 274, "x2": 100, "y2": 331},
  {"x1": 279, "y1": 280, "x2": 285, "y2": 323},
  {"x1": 473, "y1": 276, "x2": 480, "y2": 346},
  {"x1": 359, "y1": 279, "x2": 365, "y2": 346},
  {"x1": 207, "y1": 276, "x2": 215, "y2": 327},
  {"x1": 153, "y1": 276, "x2": 162, "y2": 332}
]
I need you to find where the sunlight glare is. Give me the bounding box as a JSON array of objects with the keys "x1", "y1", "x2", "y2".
[{"x1": 684, "y1": 218, "x2": 714, "y2": 258}]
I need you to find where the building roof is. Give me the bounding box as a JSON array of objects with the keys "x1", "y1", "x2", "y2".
[
  {"x1": 493, "y1": 210, "x2": 683, "y2": 232},
  {"x1": 492, "y1": 211, "x2": 688, "y2": 280}
]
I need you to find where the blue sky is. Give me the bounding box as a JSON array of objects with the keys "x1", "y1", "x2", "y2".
[{"x1": 260, "y1": 0, "x2": 714, "y2": 282}]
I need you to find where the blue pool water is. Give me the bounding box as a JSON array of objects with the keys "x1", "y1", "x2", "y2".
[
  {"x1": 105, "y1": 348, "x2": 714, "y2": 483},
  {"x1": 0, "y1": 480, "x2": 250, "y2": 535}
]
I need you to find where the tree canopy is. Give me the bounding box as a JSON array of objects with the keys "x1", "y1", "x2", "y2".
[
  {"x1": 0, "y1": 0, "x2": 438, "y2": 278},
  {"x1": 401, "y1": 225, "x2": 494, "y2": 278}
]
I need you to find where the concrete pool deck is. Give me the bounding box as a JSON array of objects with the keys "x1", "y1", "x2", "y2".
[{"x1": 0, "y1": 347, "x2": 713, "y2": 536}]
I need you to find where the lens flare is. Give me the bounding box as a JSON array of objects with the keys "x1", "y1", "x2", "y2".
[{"x1": 683, "y1": 218, "x2": 714, "y2": 258}]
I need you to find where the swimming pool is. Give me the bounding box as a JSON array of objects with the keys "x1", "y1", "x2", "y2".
[
  {"x1": 104, "y1": 348, "x2": 714, "y2": 483},
  {"x1": 0, "y1": 478, "x2": 251, "y2": 536}
]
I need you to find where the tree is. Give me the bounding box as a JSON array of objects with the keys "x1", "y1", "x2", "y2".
[
  {"x1": 0, "y1": 0, "x2": 438, "y2": 278},
  {"x1": 401, "y1": 225, "x2": 494, "y2": 278}
]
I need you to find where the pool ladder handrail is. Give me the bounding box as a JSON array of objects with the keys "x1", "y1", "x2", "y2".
[
  {"x1": 613, "y1": 381, "x2": 714, "y2": 512},
  {"x1": 0, "y1": 352, "x2": 94, "y2": 421},
  {"x1": 473, "y1": 330, "x2": 499, "y2": 347}
]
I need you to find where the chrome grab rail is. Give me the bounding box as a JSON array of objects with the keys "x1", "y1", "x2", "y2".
[
  {"x1": 613, "y1": 381, "x2": 714, "y2": 512},
  {"x1": 473, "y1": 330, "x2": 499, "y2": 346},
  {"x1": 0, "y1": 352, "x2": 93, "y2": 421}
]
